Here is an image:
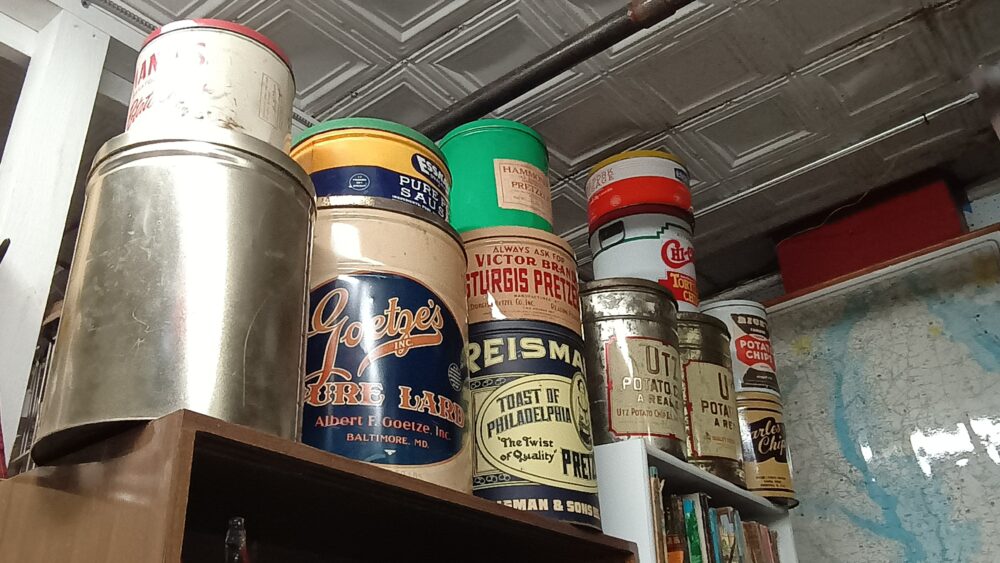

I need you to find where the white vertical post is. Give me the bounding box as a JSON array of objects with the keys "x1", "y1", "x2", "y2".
[{"x1": 0, "y1": 10, "x2": 109, "y2": 460}]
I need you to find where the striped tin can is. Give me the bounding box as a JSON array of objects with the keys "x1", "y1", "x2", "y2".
[
  {"x1": 586, "y1": 150, "x2": 691, "y2": 225},
  {"x1": 580, "y1": 278, "x2": 686, "y2": 460},
  {"x1": 127, "y1": 19, "x2": 295, "y2": 151},
  {"x1": 589, "y1": 207, "x2": 699, "y2": 312},
  {"x1": 303, "y1": 196, "x2": 471, "y2": 492},
  {"x1": 463, "y1": 226, "x2": 582, "y2": 335},
  {"x1": 292, "y1": 118, "x2": 451, "y2": 220},
  {"x1": 737, "y1": 391, "x2": 797, "y2": 508},
  {"x1": 676, "y1": 312, "x2": 745, "y2": 488},
  {"x1": 439, "y1": 119, "x2": 553, "y2": 233},
  {"x1": 468, "y1": 319, "x2": 601, "y2": 529},
  {"x1": 700, "y1": 300, "x2": 781, "y2": 396}
]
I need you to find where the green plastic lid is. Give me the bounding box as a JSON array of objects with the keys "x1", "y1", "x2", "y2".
[
  {"x1": 439, "y1": 119, "x2": 546, "y2": 162},
  {"x1": 292, "y1": 117, "x2": 447, "y2": 165}
]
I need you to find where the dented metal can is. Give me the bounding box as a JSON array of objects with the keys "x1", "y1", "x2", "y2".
[
  {"x1": 127, "y1": 19, "x2": 295, "y2": 151},
  {"x1": 33, "y1": 126, "x2": 315, "y2": 463},
  {"x1": 676, "y1": 312, "x2": 745, "y2": 488},
  {"x1": 580, "y1": 278, "x2": 686, "y2": 460},
  {"x1": 468, "y1": 319, "x2": 601, "y2": 530},
  {"x1": 737, "y1": 391, "x2": 798, "y2": 508}
]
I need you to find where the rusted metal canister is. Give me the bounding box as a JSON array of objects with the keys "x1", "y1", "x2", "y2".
[
  {"x1": 737, "y1": 391, "x2": 798, "y2": 508},
  {"x1": 580, "y1": 278, "x2": 686, "y2": 460},
  {"x1": 463, "y1": 226, "x2": 582, "y2": 335},
  {"x1": 32, "y1": 126, "x2": 315, "y2": 463},
  {"x1": 303, "y1": 196, "x2": 471, "y2": 492},
  {"x1": 701, "y1": 300, "x2": 781, "y2": 396},
  {"x1": 468, "y1": 319, "x2": 601, "y2": 530},
  {"x1": 676, "y1": 313, "x2": 745, "y2": 488},
  {"x1": 127, "y1": 19, "x2": 295, "y2": 151}
]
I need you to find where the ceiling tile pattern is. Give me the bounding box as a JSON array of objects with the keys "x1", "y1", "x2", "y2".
[{"x1": 113, "y1": 0, "x2": 1000, "y2": 272}]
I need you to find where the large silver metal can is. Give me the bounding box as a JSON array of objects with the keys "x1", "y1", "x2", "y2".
[
  {"x1": 580, "y1": 278, "x2": 686, "y2": 459},
  {"x1": 32, "y1": 126, "x2": 316, "y2": 462},
  {"x1": 676, "y1": 312, "x2": 745, "y2": 487}
]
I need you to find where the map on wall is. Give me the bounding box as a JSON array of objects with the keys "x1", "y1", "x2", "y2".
[{"x1": 768, "y1": 228, "x2": 1000, "y2": 563}]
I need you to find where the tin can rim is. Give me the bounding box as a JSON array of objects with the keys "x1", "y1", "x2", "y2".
[
  {"x1": 438, "y1": 119, "x2": 546, "y2": 161},
  {"x1": 468, "y1": 318, "x2": 584, "y2": 343},
  {"x1": 143, "y1": 19, "x2": 293, "y2": 72},
  {"x1": 92, "y1": 125, "x2": 315, "y2": 200},
  {"x1": 461, "y1": 225, "x2": 575, "y2": 258},
  {"x1": 316, "y1": 195, "x2": 463, "y2": 250},
  {"x1": 588, "y1": 204, "x2": 694, "y2": 235},
  {"x1": 677, "y1": 312, "x2": 730, "y2": 335},
  {"x1": 588, "y1": 150, "x2": 685, "y2": 177},
  {"x1": 700, "y1": 299, "x2": 767, "y2": 314},
  {"x1": 580, "y1": 277, "x2": 677, "y2": 304},
  {"x1": 292, "y1": 117, "x2": 447, "y2": 166}
]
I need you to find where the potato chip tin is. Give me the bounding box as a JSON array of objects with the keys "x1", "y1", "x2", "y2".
[
  {"x1": 700, "y1": 300, "x2": 781, "y2": 396},
  {"x1": 676, "y1": 312, "x2": 745, "y2": 488},
  {"x1": 468, "y1": 320, "x2": 601, "y2": 530},
  {"x1": 737, "y1": 391, "x2": 798, "y2": 508},
  {"x1": 580, "y1": 278, "x2": 686, "y2": 460},
  {"x1": 303, "y1": 196, "x2": 471, "y2": 492}
]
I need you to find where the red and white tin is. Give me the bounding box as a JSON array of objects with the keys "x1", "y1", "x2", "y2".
[
  {"x1": 700, "y1": 300, "x2": 781, "y2": 397},
  {"x1": 586, "y1": 150, "x2": 692, "y2": 225},
  {"x1": 127, "y1": 19, "x2": 295, "y2": 151},
  {"x1": 589, "y1": 207, "x2": 698, "y2": 312}
]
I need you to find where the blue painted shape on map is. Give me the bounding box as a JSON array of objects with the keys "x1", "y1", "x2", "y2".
[
  {"x1": 826, "y1": 297, "x2": 929, "y2": 562},
  {"x1": 921, "y1": 293, "x2": 1000, "y2": 373}
]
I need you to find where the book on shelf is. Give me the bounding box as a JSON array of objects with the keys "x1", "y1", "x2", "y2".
[{"x1": 648, "y1": 468, "x2": 784, "y2": 563}]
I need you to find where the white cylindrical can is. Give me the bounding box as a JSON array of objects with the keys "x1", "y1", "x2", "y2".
[
  {"x1": 127, "y1": 19, "x2": 295, "y2": 151},
  {"x1": 700, "y1": 300, "x2": 781, "y2": 396},
  {"x1": 589, "y1": 208, "x2": 699, "y2": 312}
]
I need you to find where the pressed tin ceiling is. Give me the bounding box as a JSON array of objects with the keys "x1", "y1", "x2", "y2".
[{"x1": 103, "y1": 0, "x2": 1000, "y2": 291}]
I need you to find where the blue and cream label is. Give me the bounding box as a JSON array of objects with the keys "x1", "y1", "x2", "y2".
[
  {"x1": 302, "y1": 274, "x2": 467, "y2": 466},
  {"x1": 310, "y1": 160, "x2": 449, "y2": 219},
  {"x1": 468, "y1": 327, "x2": 601, "y2": 529}
]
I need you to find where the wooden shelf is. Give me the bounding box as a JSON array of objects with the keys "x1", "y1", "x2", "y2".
[
  {"x1": 0, "y1": 410, "x2": 637, "y2": 563},
  {"x1": 595, "y1": 439, "x2": 797, "y2": 563}
]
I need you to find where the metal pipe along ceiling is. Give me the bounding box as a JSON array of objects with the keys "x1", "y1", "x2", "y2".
[{"x1": 418, "y1": 0, "x2": 696, "y2": 139}]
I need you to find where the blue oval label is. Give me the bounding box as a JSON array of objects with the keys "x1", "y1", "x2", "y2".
[{"x1": 302, "y1": 274, "x2": 467, "y2": 466}]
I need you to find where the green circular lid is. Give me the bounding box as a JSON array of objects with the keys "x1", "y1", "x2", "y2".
[
  {"x1": 439, "y1": 118, "x2": 545, "y2": 149},
  {"x1": 293, "y1": 117, "x2": 446, "y2": 165}
]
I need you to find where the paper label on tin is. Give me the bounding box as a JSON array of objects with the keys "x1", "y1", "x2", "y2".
[
  {"x1": 302, "y1": 274, "x2": 468, "y2": 467},
  {"x1": 739, "y1": 400, "x2": 794, "y2": 496},
  {"x1": 465, "y1": 235, "x2": 581, "y2": 334},
  {"x1": 311, "y1": 165, "x2": 449, "y2": 219},
  {"x1": 493, "y1": 159, "x2": 553, "y2": 223},
  {"x1": 468, "y1": 329, "x2": 601, "y2": 529},
  {"x1": 258, "y1": 72, "x2": 282, "y2": 128},
  {"x1": 684, "y1": 361, "x2": 741, "y2": 459},
  {"x1": 604, "y1": 337, "x2": 684, "y2": 439},
  {"x1": 728, "y1": 313, "x2": 780, "y2": 394}
]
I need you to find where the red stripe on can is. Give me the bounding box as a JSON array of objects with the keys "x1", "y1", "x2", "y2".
[
  {"x1": 588, "y1": 176, "x2": 692, "y2": 226},
  {"x1": 143, "y1": 18, "x2": 292, "y2": 70}
]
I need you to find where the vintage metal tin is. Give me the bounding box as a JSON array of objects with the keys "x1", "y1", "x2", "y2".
[
  {"x1": 737, "y1": 391, "x2": 797, "y2": 508},
  {"x1": 589, "y1": 207, "x2": 699, "y2": 312},
  {"x1": 127, "y1": 19, "x2": 295, "y2": 151},
  {"x1": 292, "y1": 118, "x2": 451, "y2": 220},
  {"x1": 303, "y1": 196, "x2": 471, "y2": 492},
  {"x1": 676, "y1": 313, "x2": 745, "y2": 488},
  {"x1": 32, "y1": 125, "x2": 316, "y2": 463},
  {"x1": 463, "y1": 226, "x2": 582, "y2": 335},
  {"x1": 586, "y1": 150, "x2": 692, "y2": 225},
  {"x1": 468, "y1": 319, "x2": 601, "y2": 530},
  {"x1": 701, "y1": 300, "x2": 781, "y2": 396},
  {"x1": 580, "y1": 278, "x2": 686, "y2": 459},
  {"x1": 439, "y1": 119, "x2": 553, "y2": 233}
]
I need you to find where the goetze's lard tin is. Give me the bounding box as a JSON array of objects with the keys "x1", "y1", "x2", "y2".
[
  {"x1": 676, "y1": 313, "x2": 745, "y2": 488},
  {"x1": 737, "y1": 392, "x2": 797, "y2": 508},
  {"x1": 463, "y1": 227, "x2": 582, "y2": 335},
  {"x1": 580, "y1": 279, "x2": 686, "y2": 460},
  {"x1": 303, "y1": 196, "x2": 471, "y2": 492},
  {"x1": 292, "y1": 118, "x2": 451, "y2": 220},
  {"x1": 701, "y1": 300, "x2": 780, "y2": 395},
  {"x1": 128, "y1": 19, "x2": 295, "y2": 151},
  {"x1": 586, "y1": 150, "x2": 692, "y2": 225},
  {"x1": 589, "y1": 208, "x2": 698, "y2": 312},
  {"x1": 468, "y1": 320, "x2": 600, "y2": 529}
]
